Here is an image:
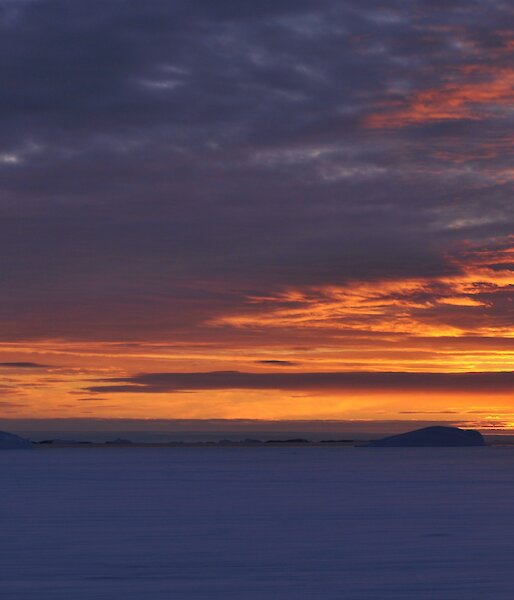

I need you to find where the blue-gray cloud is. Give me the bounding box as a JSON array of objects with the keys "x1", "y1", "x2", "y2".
[{"x1": 0, "y1": 0, "x2": 512, "y2": 340}]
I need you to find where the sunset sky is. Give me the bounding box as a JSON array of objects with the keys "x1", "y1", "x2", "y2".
[{"x1": 1, "y1": 0, "x2": 513, "y2": 432}]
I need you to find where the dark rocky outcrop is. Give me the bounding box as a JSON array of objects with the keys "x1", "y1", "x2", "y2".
[
  {"x1": 265, "y1": 438, "x2": 310, "y2": 444},
  {"x1": 366, "y1": 426, "x2": 486, "y2": 447}
]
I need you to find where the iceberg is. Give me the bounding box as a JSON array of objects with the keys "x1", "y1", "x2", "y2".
[
  {"x1": 0, "y1": 430, "x2": 33, "y2": 449},
  {"x1": 366, "y1": 425, "x2": 485, "y2": 447}
]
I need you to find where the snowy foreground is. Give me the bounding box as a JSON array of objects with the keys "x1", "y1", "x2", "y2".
[{"x1": 2, "y1": 447, "x2": 514, "y2": 599}]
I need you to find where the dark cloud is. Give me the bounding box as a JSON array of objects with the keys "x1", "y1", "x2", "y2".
[
  {"x1": 0, "y1": 0, "x2": 511, "y2": 342},
  {"x1": 87, "y1": 370, "x2": 514, "y2": 394},
  {"x1": 255, "y1": 360, "x2": 299, "y2": 366},
  {"x1": 0, "y1": 362, "x2": 49, "y2": 368},
  {"x1": 398, "y1": 410, "x2": 459, "y2": 414}
]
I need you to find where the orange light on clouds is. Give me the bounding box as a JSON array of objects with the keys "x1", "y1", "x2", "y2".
[
  {"x1": 365, "y1": 57, "x2": 514, "y2": 129},
  {"x1": 0, "y1": 237, "x2": 513, "y2": 430},
  {"x1": 211, "y1": 238, "x2": 514, "y2": 342}
]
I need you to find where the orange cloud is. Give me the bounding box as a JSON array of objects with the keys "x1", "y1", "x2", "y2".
[
  {"x1": 211, "y1": 237, "x2": 514, "y2": 343},
  {"x1": 366, "y1": 65, "x2": 514, "y2": 129}
]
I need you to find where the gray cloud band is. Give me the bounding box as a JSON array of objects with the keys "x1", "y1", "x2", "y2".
[{"x1": 87, "y1": 370, "x2": 514, "y2": 394}]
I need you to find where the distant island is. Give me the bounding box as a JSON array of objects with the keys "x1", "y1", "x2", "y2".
[
  {"x1": 31, "y1": 437, "x2": 356, "y2": 448},
  {"x1": 0, "y1": 426, "x2": 492, "y2": 449},
  {"x1": 366, "y1": 426, "x2": 486, "y2": 447}
]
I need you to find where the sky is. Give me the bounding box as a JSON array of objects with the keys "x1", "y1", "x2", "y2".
[{"x1": 0, "y1": 0, "x2": 513, "y2": 433}]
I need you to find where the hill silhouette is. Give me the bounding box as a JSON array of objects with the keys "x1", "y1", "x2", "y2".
[{"x1": 367, "y1": 426, "x2": 485, "y2": 447}]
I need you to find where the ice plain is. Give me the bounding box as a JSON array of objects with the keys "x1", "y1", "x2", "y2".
[{"x1": 2, "y1": 446, "x2": 514, "y2": 599}]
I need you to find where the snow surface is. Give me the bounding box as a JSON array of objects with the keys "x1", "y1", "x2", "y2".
[{"x1": 1, "y1": 446, "x2": 514, "y2": 599}]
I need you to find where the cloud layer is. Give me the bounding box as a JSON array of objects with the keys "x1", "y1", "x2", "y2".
[
  {"x1": 0, "y1": 1, "x2": 512, "y2": 424},
  {"x1": 88, "y1": 370, "x2": 514, "y2": 394},
  {"x1": 0, "y1": 0, "x2": 512, "y2": 340}
]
